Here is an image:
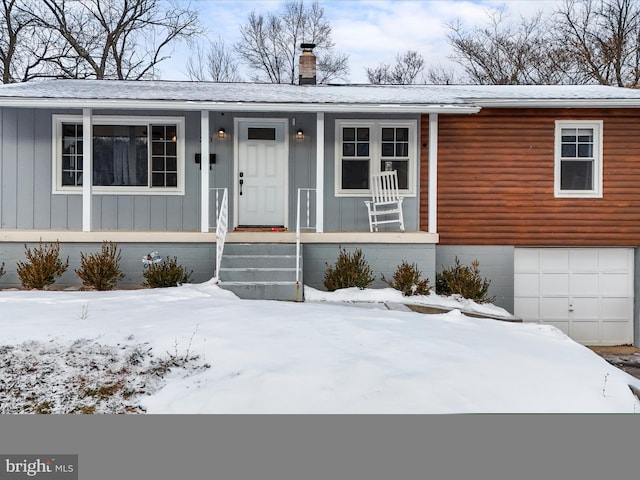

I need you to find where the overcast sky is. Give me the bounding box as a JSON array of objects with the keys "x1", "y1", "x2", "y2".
[{"x1": 160, "y1": 0, "x2": 564, "y2": 83}]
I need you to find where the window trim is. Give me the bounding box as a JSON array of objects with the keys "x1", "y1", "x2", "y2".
[
  {"x1": 52, "y1": 114, "x2": 186, "y2": 195},
  {"x1": 554, "y1": 120, "x2": 603, "y2": 198},
  {"x1": 334, "y1": 119, "x2": 417, "y2": 197}
]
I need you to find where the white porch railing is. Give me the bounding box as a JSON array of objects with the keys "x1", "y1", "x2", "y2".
[
  {"x1": 296, "y1": 188, "x2": 317, "y2": 285},
  {"x1": 211, "y1": 188, "x2": 228, "y2": 282}
]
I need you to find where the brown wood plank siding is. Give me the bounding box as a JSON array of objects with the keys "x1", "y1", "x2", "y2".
[{"x1": 421, "y1": 108, "x2": 640, "y2": 246}]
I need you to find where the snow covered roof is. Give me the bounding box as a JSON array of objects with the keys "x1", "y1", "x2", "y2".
[{"x1": 1, "y1": 79, "x2": 640, "y2": 112}]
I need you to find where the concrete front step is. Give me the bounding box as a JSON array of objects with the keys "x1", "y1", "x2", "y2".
[
  {"x1": 218, "y1": 243, "x2": 303, "y2": 301},
  {"x1": 222, "y1": 254, "x2": 297, "y2": 269},
  {"x1": 221, "y1": 281, "x2": 302, "y2": 301},
  {"x1": 221, "y1": 267, "x2": 298, "y2": 282}
]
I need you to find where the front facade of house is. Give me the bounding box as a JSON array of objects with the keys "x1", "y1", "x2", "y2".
[{"x1": 2, "y1": 79, "x2": 640, "y2": 346}]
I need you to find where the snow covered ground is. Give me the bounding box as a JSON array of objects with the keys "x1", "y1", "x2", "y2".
[{"x1": 1, "y1": 280, "x2": 639, "y2": 414}]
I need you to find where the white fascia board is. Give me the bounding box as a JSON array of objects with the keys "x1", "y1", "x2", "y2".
[
  {"x1": 472, "y1": 98, "x2": 640, "y2": 108},
  {"x1": 0, "y1": 97, "x2": 481, "y2": 114}
]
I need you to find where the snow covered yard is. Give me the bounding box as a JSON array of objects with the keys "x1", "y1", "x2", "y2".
[{"x1": 1, "y1": 280, "x2": 639, "y2": 414}]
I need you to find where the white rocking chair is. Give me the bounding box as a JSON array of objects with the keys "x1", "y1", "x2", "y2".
[{"x1": 364, "y1": 170, "x2": 405, "y2": 232}]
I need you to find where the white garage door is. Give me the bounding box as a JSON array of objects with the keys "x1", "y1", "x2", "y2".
[{"x1": 514, "y1": 248, "x2": 634, "y2": 346}]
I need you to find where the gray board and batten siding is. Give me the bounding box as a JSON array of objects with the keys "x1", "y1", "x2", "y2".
[
  {"x1": 1, "y1": 108, "x2": 200, "y2": 231},
  {"x1": 322, "y1": 113, "x2": 420, "y2": 232},
  {"x1": 1, "y1": 108, "x2": 419, "y2": 232}
]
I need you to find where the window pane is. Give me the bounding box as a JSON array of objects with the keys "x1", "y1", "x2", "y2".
[
  {"x1": 166, "y1": 157, "x2": 177, "y2": 172},
  {"x1": 166, "y1": 141, "x2": 176, "y2": 156},
  {"x1": 342, "y1": 160, "x2": 369, "y2": 189},
  {"x1": 62, "y1": 156, "x2": 74, "y2": 170},
  {"x1": 561, "y1": 129, "x2": 577, "y2": 142},
  {"x1": 343, "y1": 143, "x2": 355, "y2": 156},
  {"x1": 357, "y1": 128, "x2": 369, "y2": 141},
  {"x1": 152, "y1": 125, "x2": 164, "y2": 140},
  {"x1": 248, "y1": 127, "x2": 276, "y2": 140},
  {"x1": 152, "y1": 141, "x2": 165, "y2": 156},
  {"x1": 61, "y1": 171, "x2": 76, "y2": 186},
  {"x1": 166, "y1": 173, "x2": 177, "y2": 187},
  {"x1": 93, "y1": 125, "x2": 148, "y2": 186},
  {"x1": 396, "y1": 143, "x2": 409, "y2": 157},
  {"x1": 396, "y1": 128, "x2": 408, "y2": 141},
  {"x1": 380, "y1": 160, "x2": 409, "y2": 189},
  {"x1": 381, "y1": 128, "x2": 394, "y2": 141},
  {"x1": 165, "y1": 125, "x2": 177, "y2": 141},
  {"x1": 357, "y1": 143, "x2": 369, "y2": 156},
  {"x1": 152, "y1": 156, "x2": 165, "y2": 171},
  {"x1": 151, "y1": 173, "x2": 165, "y2": 187},
  {"x1": 561, "y1": 160, "x2": 593, "y2": 190},
  {"x1": 343, "y1": 128, "x2": 355, "y2": 141},
  {"x1": 381, "y1": 143, "x2": 394, "y2": 156},
  {"x1": 577, "y1": 129, "x2": 593, "y2": 142},
  {"x1": 577, "y1": 144, "x2": 593, "y2": 157},
  {"x1": 561, "y1": 144, "x2": 577, "y2": 157}
]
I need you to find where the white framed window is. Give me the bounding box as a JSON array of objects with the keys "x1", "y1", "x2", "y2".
[
  {"x1": 335, "y1": 119, "x2": 417, "y2": 197},
  {"x1": 52, "y1": 115, "x2": 185, "y2": 195},
  {"x1": 554, "y1": 120, "x2": 603, "y2": 198}
]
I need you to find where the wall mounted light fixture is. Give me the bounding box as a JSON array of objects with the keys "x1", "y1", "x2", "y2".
[
  {"x1": 296, "y1": 128, "x2": 304, "y2": 140},
  {"x1": 217, "y1": 127, "x2": 226, "y2": 139}
]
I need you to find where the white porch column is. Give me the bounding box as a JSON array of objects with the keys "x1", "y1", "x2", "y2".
[
  {"x1": 315, "y1": 112, "x2": 324, "y2": 233},
  {"x1": 82, "y1": 108, "x2": 93, "y2": 232},
  {"x1": 428, "y1": 113, "x2": 438, "y2": 234},
  {"x1": 200, "y1": 110, "x2": 210, "y2": 232}
]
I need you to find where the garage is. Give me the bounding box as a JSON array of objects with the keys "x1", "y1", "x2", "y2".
[{"x1": 514, "y1": 248, "x2": 634, "y2": 346}]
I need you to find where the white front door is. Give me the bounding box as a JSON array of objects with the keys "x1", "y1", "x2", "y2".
[
  {"x1": 236, "y1": 119, "x2": 288, "y2": 227},
  {"x1": 514, "y1": 248, "x2": 634, "y2": 345}
]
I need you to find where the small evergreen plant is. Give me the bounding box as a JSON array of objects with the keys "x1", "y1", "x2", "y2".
[
  {"x1": 324, "y1": 247, "x2": 374, "y2": 291},
  {"x1": 436, "y1": 257, "x2": 495, "y2": 303},
  {"x1": 16, "y1": 241, "x2": 69, "y2": 289},
  {"x1": 142, "y1": 256, "x2": 193, "y2": 288},
  {"x1": 75, "y1": 242, "x2": 125, "y2": 291},
  {"x1": 0, "y1": 262, "x2": 5, "y2": 280},
  {"x1": 382, "y1": 260, "x2": 431, "y2": 296}
]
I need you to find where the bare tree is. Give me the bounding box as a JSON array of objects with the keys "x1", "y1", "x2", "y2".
[
  {"x1": 0, "y1": 0, "x2": 70, "y2": 83},
  {"x1": 186, "y1": 37, "x2": 241, "y2": 82},
  {"x1": 447, "y1": 8, "x2": 575, "y2": 85},
  {"x1": 366, "y1": 50, "x2": 425, "y2": 84},
  {"x1": 236, "y1": 0, "x2": 348, "y2": 84},
  {"x1": 557, "y1": 0, "x2": 640, "y2": 87},
  {"x1": 365, "y1": 62, "x2": 391, "y2": 84},
  {"x1": 422, "y1": 64, "x2": 460, "y2": 85},
  {"x1": 34, "y1": 0, "x2": 201, "y2": 80}
]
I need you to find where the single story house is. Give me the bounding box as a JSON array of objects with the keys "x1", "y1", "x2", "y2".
[{"x1": 2, "y1": 52, "x2": 640, "y2": 346}]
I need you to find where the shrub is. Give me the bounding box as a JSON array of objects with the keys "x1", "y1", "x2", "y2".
[
  {"x1": 0, "y1": 262, "x2": 4, "y2": 279},
  {"x1": 324, "y1": 247, "x2": 374, "y2": 291},
  {"x1": 436, "y1": 257, "x2": 495, "y2": 304},
  {"x1": 142, "y1": 256, "x2": 193, "y2": 288},
  {"x1": 75, "y1": 242, "x2": 125, "y2": 291},
  {"x1": 382, "y1": 260, "x2": 431, "y2": 296},
  {"x1": 16, "y1": 241, "x2": 69, "y2": 289}
]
